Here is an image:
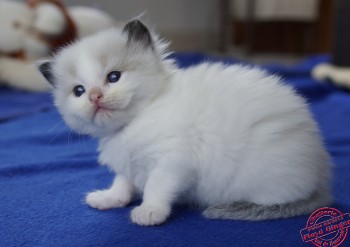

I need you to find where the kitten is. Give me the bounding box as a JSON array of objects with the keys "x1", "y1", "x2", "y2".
[{"x1": 38, "y1": 19, "x2": 332, "y2": 226}]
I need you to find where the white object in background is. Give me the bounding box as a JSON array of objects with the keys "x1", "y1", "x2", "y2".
[
  {"x1": 69, "y1": 7, "x2": 117, "y2": 38},
  {"x1": 0, "y1": 0, "x2": 117, "y2": 92},
  {"x1": 0, "y1": 57, "x2": 51, "y2": 91},
  {"x1": 232, "y1": 0, "x2": 320, "y2": 22},
  {"x1": 0, "y1": 1, "x2": 33, "y2": 54},
  {"x1": 33, "y1": 3, "x2": 66, "y2": 35},
  {"x1": 312, "y1": 64, "x2": 350, "y2": 89}
]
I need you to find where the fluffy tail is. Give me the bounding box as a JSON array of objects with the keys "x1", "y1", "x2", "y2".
[
  {"x1": 203, "y1": 191, "x2": 332, "y2": 221},
  {"x1": 0, "y1": 57, "x2": 50, "y2": 92}
]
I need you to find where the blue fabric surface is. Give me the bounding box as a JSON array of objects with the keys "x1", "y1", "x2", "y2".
[
  {"x1": 0, "y1": 53, "x2": 349, "y2": 247},
  {"x1": 0, "y1": 87, "x2": 52, "y2": 121}
]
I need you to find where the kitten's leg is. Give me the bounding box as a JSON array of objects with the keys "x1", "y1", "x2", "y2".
[
  {"x1": 86, "y1": 175, "x2": 134, "y2": 210},
  {"x1": 131, "y1": 161, "x2": 194, "y2": 226}
]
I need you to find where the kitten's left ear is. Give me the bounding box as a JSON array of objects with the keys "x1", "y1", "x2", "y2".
[
  {"x1": 123, "y1": 19, "x2": 153, "y2": 49},
  {"x1": 36, "y1": 60, "x2": 56, "y2": 87}
]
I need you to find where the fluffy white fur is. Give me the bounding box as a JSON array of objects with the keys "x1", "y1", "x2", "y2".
[{"x1": 41, "y1": 20, "x2": 332, "y2": 226}]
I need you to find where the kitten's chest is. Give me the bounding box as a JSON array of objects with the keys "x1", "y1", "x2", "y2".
[{"x1": 98, "y1": 135, "x2": 154, "y2": 191}]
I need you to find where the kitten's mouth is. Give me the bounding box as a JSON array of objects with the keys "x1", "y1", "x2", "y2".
[{"x1": 92, "y1": 105, "x2": 116, "y2": 120}]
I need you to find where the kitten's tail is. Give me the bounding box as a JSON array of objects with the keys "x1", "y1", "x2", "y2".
[
  {"x1": 0, "y1": 58, "x2": 50, "y2": 92},
  {"x1": 203, "y1": 191, "x2": 332, "y2": 221}
]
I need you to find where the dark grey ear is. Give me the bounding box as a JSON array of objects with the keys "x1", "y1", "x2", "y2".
[
  {"x1": 122, "y1": 19, "x2": 153, "y2": 49},
  {"x1": 37, "y1": 61, "x2": 55, "y2": 87}
]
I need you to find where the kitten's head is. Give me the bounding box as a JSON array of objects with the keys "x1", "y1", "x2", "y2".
[{"x1": 38, "y1": 19, "x2": 174, "y2": 137}]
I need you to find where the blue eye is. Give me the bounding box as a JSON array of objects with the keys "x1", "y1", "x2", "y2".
[
  {"x1": 73, "y1": 85, "x2": 85, "y2": 97},
  {"x1": 107, "y1": 71, "x2": 121, "y2": 83}
]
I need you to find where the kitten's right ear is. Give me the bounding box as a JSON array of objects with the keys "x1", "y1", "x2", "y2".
[{"x1": 36, "y1": 60, "x2": 55, "y2": 87}]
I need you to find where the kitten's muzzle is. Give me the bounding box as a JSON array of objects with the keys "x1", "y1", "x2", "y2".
[
  {"x1": 89, "y1": 87, "x2": 103, "y2": 104},
  {"x1": 89, "y1": 87, "x2": 116, "y2": 120}
]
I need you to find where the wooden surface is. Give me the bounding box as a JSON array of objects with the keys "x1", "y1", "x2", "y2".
[{"x1": 231, "y1": 0, "x2": 334, "y2": 54}]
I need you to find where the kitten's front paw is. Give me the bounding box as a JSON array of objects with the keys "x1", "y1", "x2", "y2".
[
  {"x1": 131, "y1": 204, "x2": 170, "y2": 226},
  {"x1": 86, "y1": 190, "x2": 130, "y2": 210}
]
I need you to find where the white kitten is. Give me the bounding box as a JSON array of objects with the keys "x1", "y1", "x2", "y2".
[{"x1": 38, "y1": 20, "x2": 332, "y2": 226}]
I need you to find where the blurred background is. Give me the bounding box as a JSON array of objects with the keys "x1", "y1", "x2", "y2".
[
  {"x1": 64, "y1": 0, "x2": 333, "y2": 65},
  {"x1": 1, "y1": 0, "x2": 347, "y2": 92},
  {"x1": 65, "y1": 0, "x2": 222, "y2": 51}
]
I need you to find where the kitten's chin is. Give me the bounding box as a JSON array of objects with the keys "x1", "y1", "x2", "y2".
[
  {"x1": 92, "y1": 108, "x2": 116, "y2": 125},
  {"x1": 64, "y1": 113, "x2": 127, "y2": 138},
  {"x1": 72, "y1": 123, "x2": 124, "y2": 138}
]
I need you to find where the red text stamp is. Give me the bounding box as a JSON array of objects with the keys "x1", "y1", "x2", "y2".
[{"x1": 300, "y1": 207, "x2": 350, "y2": 247}]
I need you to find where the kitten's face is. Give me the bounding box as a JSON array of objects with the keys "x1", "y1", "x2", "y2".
[{"x1": 39, "y1": 20, "x2": 171, "y2": 137}]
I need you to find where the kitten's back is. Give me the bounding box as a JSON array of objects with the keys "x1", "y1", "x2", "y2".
[{"x1": 162, "y1": 62, "x2": 331, "y2": 209}]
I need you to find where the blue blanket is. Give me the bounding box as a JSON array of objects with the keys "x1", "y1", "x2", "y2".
[{"x1": 1, "y1": 53, "x2": 349, "y2": 247}]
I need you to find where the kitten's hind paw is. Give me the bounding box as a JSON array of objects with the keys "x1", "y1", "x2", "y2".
[
  {"x1": 85, "y1": 190, "x2": 130, "y2": 210},
  {"x1": 131, "y1": 204, "x2": 170, "y2": 226}
]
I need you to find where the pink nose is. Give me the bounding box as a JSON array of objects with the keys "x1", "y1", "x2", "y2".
[{"x1": 89, "y1": 87, "x2": 103, "y2": 103}]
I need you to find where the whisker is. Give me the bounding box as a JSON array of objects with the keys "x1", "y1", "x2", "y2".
[
  {"x1": 82, "y1": 134, "x2": 88, "y2": 152},
  {"x1": 47, "y1": 120, "x2": 64, "y2": 132},
  {"x1": 47, "y1": 127, "x2": 66, "y2": 145},
  {"x1": 67, "y1": 130, "x2": 73, "y2": 151},
  {"x1": 78, "y1": 133, "x2": 82, "y2": 150}
]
